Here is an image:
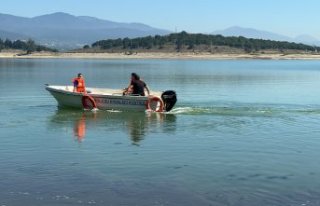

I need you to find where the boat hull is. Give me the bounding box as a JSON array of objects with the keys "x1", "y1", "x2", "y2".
[{"x1": 46, "y1": 85, "x2": 149, "y2": 111}]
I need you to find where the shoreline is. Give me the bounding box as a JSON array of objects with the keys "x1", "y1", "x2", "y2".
[{"x1": 1, "y1": 51, "x2": 320, "y2": 60}]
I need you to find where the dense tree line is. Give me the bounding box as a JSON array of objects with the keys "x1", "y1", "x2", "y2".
[
  {"x1": 90, "y1": 31, "x2": 320, "y2": 53},
  {"x1": 0, "y1": 38, "x2": 57, "y2": 53}
]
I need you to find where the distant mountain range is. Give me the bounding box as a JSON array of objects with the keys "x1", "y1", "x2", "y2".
[
  {"x1": 213, "y1": 26, "x2": 320, "y2": 46},
  {"x1": 0, "y1": 12, "x2": 170, "y2": 50},
  {"x1": 1, "y1": 13, "x2": 319, "y2": 50}
]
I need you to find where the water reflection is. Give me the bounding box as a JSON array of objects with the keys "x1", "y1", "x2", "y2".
[
  {"x1": 73, "y1": 113, "x2": 88, "y2": 142},
  {"x1": 125, "y1": 111, "x2": 177, "y2": 145},
  {"x1": 49, "y1": 109, "x2": 176, "y2": 144}
]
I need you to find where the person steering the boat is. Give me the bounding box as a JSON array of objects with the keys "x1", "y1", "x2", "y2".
[
  {"x1": 124, "y1": 73, "x2": 150, "y2": 96},
  {"x1": 73, "y1": 73, "x2": 86, "y2": 93}
]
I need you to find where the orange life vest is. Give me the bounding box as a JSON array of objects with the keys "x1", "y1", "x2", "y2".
[{"x1": 73, "y1": 77, "x2": 86, "y2": 93}]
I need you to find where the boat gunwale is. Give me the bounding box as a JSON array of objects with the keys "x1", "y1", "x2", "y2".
[{"x1": 45, "y1": 85, "x2": 150, "y2": 100}]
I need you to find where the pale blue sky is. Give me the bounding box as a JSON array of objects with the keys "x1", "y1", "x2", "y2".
[{"x1": 1, "y1": 0, "x2": 319, "y2": 38}]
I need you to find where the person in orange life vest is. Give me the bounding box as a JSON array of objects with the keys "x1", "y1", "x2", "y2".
[{"x1": 73, "y1": 73, "x2": 86, "y2": 93}]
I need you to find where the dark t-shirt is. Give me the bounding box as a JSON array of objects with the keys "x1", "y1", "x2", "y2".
[{"x1": 131, "y1": 79, "x2": 146, "y2": 96}]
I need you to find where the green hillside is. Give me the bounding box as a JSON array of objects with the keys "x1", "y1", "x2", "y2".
[
  {"x1": 88, "y1": 31, "x2": 320, "y2": 53},
  {"x1": 0, "y1": 38, "x2": 57, "y2": 53}
]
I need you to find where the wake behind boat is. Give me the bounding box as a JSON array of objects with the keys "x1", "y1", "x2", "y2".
[{"x1": 46, "y1": 85, "x2": 177, "y2": 112}]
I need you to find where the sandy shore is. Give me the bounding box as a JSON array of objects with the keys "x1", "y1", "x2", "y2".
[{"x1": 1, "y1": 51, "x2": 320, "y2": 60}]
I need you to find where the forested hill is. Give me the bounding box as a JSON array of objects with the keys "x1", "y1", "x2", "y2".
[
  {"x1": 88, "y1": 31, "x2": 320, "y2": 53},
  {"x1": 0, "y1": 38, "x2": 57, "y2": 53}
]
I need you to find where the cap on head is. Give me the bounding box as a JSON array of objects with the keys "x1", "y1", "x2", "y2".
[{"x1": 78, "y1": 73, "x2": 82, "y2": 78}]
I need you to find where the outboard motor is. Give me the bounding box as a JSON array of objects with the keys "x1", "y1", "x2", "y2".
[{"x1": 161, "y1": 90, "x2": 177, "y2": 112}]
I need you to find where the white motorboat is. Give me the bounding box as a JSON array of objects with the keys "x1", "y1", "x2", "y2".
[{"x1": 45, "y1": 85, "x2": 177, "y2": 112}]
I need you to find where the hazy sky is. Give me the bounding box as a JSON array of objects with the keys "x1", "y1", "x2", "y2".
[{"x1": 1, "y1": 0, "x2": 319, "y2": 38}]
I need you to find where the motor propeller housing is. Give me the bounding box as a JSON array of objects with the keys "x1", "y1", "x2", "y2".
[{"x1": 161, "y1": 90, "x2": 177, "y2": 112}]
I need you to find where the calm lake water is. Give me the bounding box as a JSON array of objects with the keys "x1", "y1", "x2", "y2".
[{"x1": 1, "y1": 58, "x2": 320, "y2": 206}]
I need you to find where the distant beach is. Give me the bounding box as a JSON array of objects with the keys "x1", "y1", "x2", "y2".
[{"x1": 1, "y1": 51, "x2": 320, "y2": 60}]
